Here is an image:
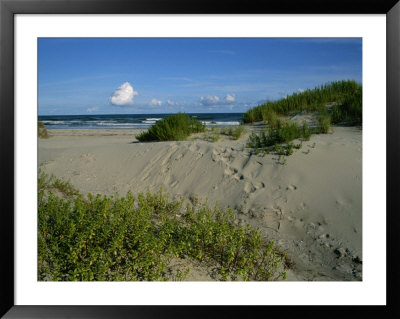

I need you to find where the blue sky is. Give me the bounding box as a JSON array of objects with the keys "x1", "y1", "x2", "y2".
[{"x1": 38, "y1": 38, "x2": 362, "y2": 115}]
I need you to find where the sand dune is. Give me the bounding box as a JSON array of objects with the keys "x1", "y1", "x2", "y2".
[{"x1": 38, "y1": 126, "x2": 362, "y2": 281}]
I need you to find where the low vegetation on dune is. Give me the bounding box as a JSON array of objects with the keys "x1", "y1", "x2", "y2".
[
  {"x1": 38, "y1": 121, "x2": 49, "y2": 138},
  {"x1": 200, "y1": 126, "x2": 245, "y2": 143},
  {"x1": 220, "y1": 126, "x2": 244, "y2": 140},
  {"x1": 242, "y1": 80, "x2": 362, "y2": 125},
  {"x1": 330, "y1": 87, "x2": 362, "y2": 125},
  {"x1": 38, "y1": 171, "x2": 288, "y2": 281},
  {"x1": 244, "y1": 80, "x2": 362, "y2": 156},
  {"x1": 136, "y1": 113, "x2": 206, "y2": 142},
  {"x1": 247, "y1": 120, "x2": 311, "y2": 156},
  {"x1": 202, "y1": 130, "x2": 221, "y2": 143}
]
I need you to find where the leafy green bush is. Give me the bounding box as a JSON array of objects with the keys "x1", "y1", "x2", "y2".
[
  {"x1": 38, "y1": 172, "x2": 288, "y2": 281},
  {"x1": 38, "y1": 121, "x2": 49, "y2": 138},
  {"x1": 136, "y1": 113, "x2": 206, "y2": 142}
]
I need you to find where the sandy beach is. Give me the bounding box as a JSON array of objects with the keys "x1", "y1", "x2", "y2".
[{"x1": 38, "y1": 125, "x2": 362, "y2": 281}]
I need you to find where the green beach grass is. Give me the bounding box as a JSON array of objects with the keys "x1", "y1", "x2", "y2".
[
  {"x1": 244, "y1": 80, "x2": 361, "y2": 156},
  {"x1": 242, "y1": 80, "x2": 362, "y2": 124},
  {"x1": 136, "y1": 113, "x2": 206, "y2": 142},
  {"x1": 38, "y1": 121, "x2": 49, "y2": 138}
]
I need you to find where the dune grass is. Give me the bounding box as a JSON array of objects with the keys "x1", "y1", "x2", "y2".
[
  {"x1": 202, "y1": 130, "x2": 221, "y2": 142},
  {"x1": 38, "y1": 170, "x2": 79, "y2": 198},
  {"x1": 331, "y1": 88, "x2": 362, "y2": 125},
  {"x1": 38, "y1": 172, "x2": 288, "y2": 281},
  {"x1": 242, "y1": 80, "x2": 362, "y2": 125},
  {"x1": 244, "y1": 80, "x2": 361, "y2": 156},
  {"x1": 317, "y1": 112, "x2": 332, "y2": 134},
  {"x1": 220, "y1": 126, "x2": 245, "y2": 140},
  {"x1": 196, "y1": 126, "x2": 244, "y2": 143},
  {"x1": 136, "y1": 113, "x2": 206, "y2": 142},
  {"x1": 246, "y1": 119, "x2": 318, "y2": 156},
  {"x1": 38, "y1": 121, "x2": 49, "y2": 138}
]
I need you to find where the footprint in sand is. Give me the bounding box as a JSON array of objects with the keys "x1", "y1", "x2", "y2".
[
  {"x1": 40, "y1": 160, "x2": 55, "y2": 167},
  {"x1": 224, "y1": 166, "x2": 239, "y2": 177},
  {"x1": 232, "y1": 173, "x2": 244, "y2": 181},
  {"x1": 254, "y1": 182, "x2": 266, "y2": 189},
  {"x1": 211, "y1": 150, "x2": 220, "y2": 162},
  {"x1": 298, "y1": 202, "x2": 307, "y2": 210},
  {"x1": 170, "y1": 180, "x2": 179, "y2": 188},
  {"x1": 212, "y1": 148, "x2": 233, "y2": 164},
  {"x1": 72, "y1": 170, "x2": 81, "y2": 176},
  {"x1": 140, "y1": 173, "x2": 150, "y2": 182},
  {"x1": 244, "y1": 182, "x2": 257, "y2": 194},
  {"x1": 161, "y1": 166, "x2": 170, "y2": 174},
  {"x1": 81, "y1": 153, "x2": 96, "y2": 163},
  {"x1": 188, "y1": 143, "x2": 201, "y2": 152}
]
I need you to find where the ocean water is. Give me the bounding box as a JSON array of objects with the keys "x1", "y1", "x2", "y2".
[{"x1": 38, "y1": 113, "x2": 244, "y2": 130}]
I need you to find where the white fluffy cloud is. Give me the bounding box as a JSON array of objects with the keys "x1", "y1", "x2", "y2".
[
  {"x1": 110, "y1": 82, "x2": 138, "y2": 106},
  {"x1": 225, "y1": 93, "x2": 236, "y2": 103},
  {"x1": 86, "y1": 107, "x2": 98, "y2": 113},
  {"x1": 298, "y1": 88, "x2": 305, "y2": 93},
  {"x1": 167, "y1": 99, "x2": 178, "y2": 106},
  {"x1": 200, "y1": 94, "x2": 236, "y2": 106},
  {"x1": 200, "y1": 95, "x2": 220, "y2": 106},
  {"x1": 149, "y1": 98, "x2": 162, "y2": 106}
]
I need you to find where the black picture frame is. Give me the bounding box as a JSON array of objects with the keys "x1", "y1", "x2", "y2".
[{"x1": 1, "y1": 0, "x2": 399, "y2": 318}]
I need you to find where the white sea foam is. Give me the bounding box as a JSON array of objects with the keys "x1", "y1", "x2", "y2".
[
  {"x1": 203, "y1": 121, "x2": 240, "y2": 126},
  {"x1": 145, "y1": 118, "x2": 162, "y2": 121},
  {"x1": 96, "y1": 122, "x2": 134, "y2": 126},
  {"x1": 42, "y1": 120, "x2": 67, "y2": 125}
]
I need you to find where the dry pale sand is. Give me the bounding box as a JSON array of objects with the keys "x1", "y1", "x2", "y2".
[{"x1": 38, "y1": 125, "x2": 362, "y2": 281}]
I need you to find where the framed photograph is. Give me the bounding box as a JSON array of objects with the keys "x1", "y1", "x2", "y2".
[{"x1": 1, "y1": 0, "x2": 399, "y2": 317}]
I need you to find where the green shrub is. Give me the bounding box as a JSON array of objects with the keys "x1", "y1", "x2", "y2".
[
  {"x1": 38, "y1": 121, "x2": 49, "y2": 138},
  {"x1": 38, "y1": 173, "x2": 288, "y2": 281},
  {"x1": 136, "y1": 113, "x2": 206, "y2": 142}
]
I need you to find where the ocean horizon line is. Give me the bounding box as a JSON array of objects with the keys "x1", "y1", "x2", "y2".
[
  {"x1": 38, "y1": 111, "x2": 245, "y2": 117},
  {"x1": 39, "y1": 112, "x2": 245, "y2": 130}
]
